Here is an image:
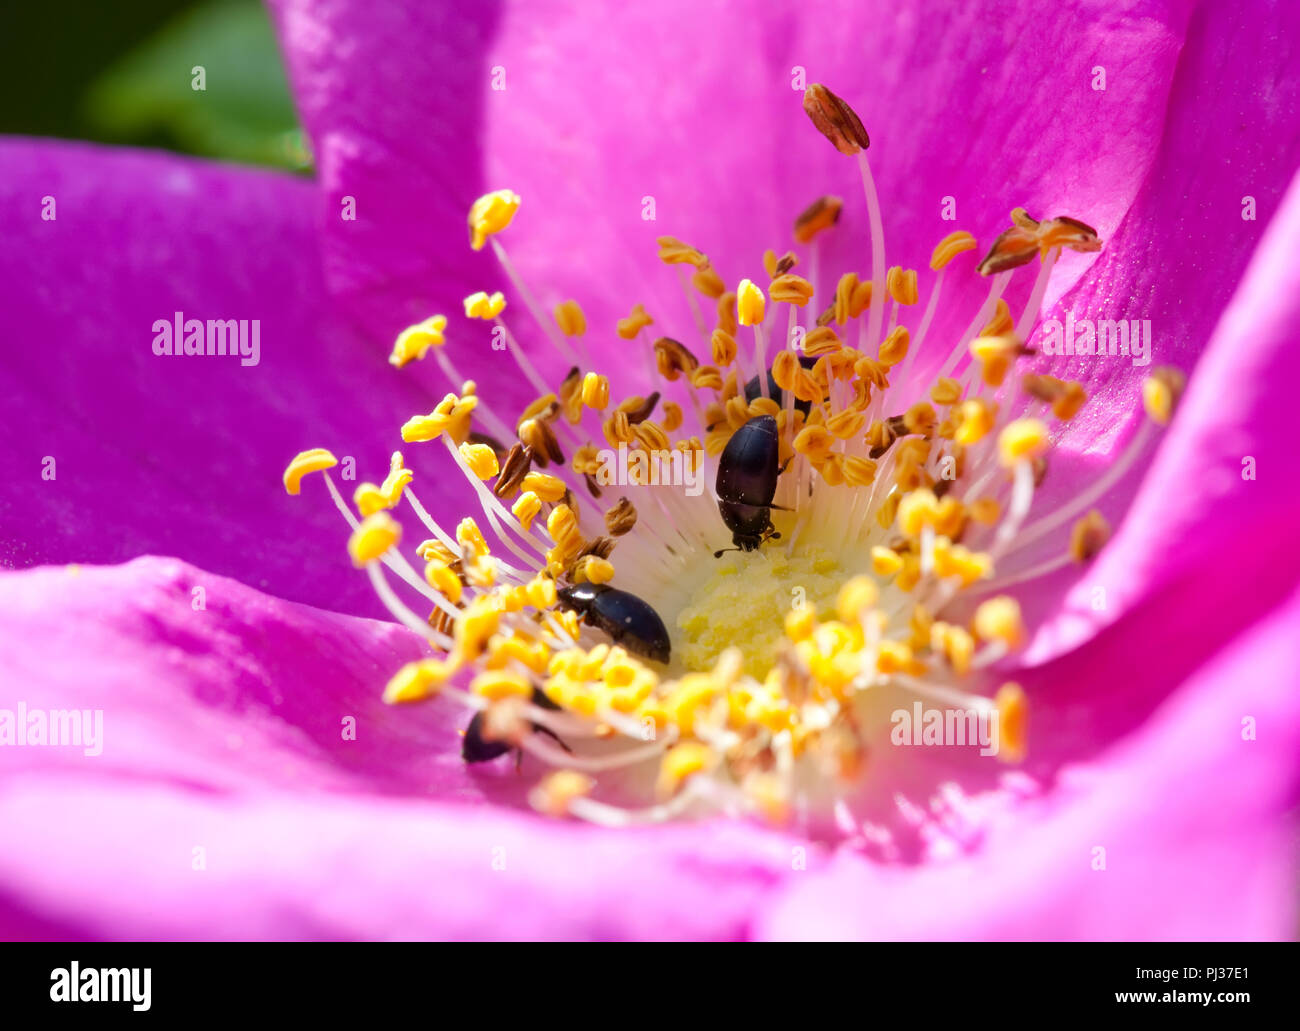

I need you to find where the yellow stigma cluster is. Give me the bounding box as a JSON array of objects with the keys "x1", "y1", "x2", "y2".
[{"x1": 282, "y1": 90, "x2": 1182, "y2": 834}]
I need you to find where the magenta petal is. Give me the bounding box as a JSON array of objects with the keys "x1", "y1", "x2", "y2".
[
  {"x1": 0, "y1": 139, "x2": 465, "y2": 617},
  {"x1": 1029, "y1": 164, "x2": 1300, "y2": 662},
  {"x1": 0, "y1": 783, "x2": 792, "y2": 940},
  {"x1": 0, "y1": 562, "x2": 795, "y2": 940},
  {"x1": 756, "y1": 578, "x2": 1300, "y2": 941},
  {"x1": 270, "y1": 0, "x2": 1191, "y2": 395},
  {"x1": 0, "y1": 557, "x2": 453, "y2": 796}
]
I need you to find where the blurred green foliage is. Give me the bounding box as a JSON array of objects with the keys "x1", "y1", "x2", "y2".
[{"x1": 0, "y1": 0, "x2": 309, "y2": 172}]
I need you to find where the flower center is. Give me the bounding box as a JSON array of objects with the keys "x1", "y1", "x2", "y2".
[
  {"x1": 676, "y1": 547, "x2": 844, "y2": 680},
  {"x1": 281, "y1": 83, "x2": 1184, "y2": 837}
]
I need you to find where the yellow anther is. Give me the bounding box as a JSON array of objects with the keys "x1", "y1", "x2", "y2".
[
  {"x1": 425, "y1": 561, "x2": 463, "y2": 603},
  {"x1": 417, "y1": 539, "x2": 455, "y2": 564},
  {"x1": 736, "y1": 278, "x2": 766, "y2": 326},
  {"x1": 995, "y1": 682, "x2": 1028, "y2": 762},
  {"x1": 546, "y1": 504, "x2": 579, "y2": 544},
  {"x1": 470, "y1": 669, "x2": 532, "y2": 702},
  {"x1": 998, "y1": 418, "x2": 1050, "y2": 467},
  {"x1": 512, "y1": 490, "x2": 542, "y2": 530},
  {"x1": 1143, "y1": 366, "x2": 1186, "y2": 426},
  {"x1": 662, "y1": 401, "x2": 684, "y2": 433},
  {"x1": 744, "y1": 772, "x2": 792, "y2": 826},
  {"x1": 826, "y1": 408, "x2": 866, "y2": 440},
  {"x1": 834, "y1": 272, "x2": 871, "y2": 325},
  {"x1": 581, "y1": 372, "x2": 610, "y2": 410},
  {"x1": 456, "y1": 517, "x2": 490, "y2": 558},
  {"x1": 902, "y1": 401, "x2": 936, "y2": 436},
  {"x1": 897, "y1": 487, "x2": 940, "y2": 537},
  {"x1": 969, "y1": 497, "x2": 1000, "y2": 525},
  {"x1": 886, "y1": 266, "x2": 919, "y2": 305},
  {"x1": 576, "y1": 555, "x2": 615, "y2": 585},
  {"x1": 1052, "y1": 380, "x2": 1088, "y2": 421},
  {"x1": 710, "y1": 327, "x2": 738, "y2": 366},
  {"x1": 525, "y1": 572, "x2": 557, "y2": 609},
  {"x1": 283, "y1": 448, "x2": 337, "y2": 495},
  {"x1": 692, "y1": 264, "x2": 726, "y2": 299},
  {"x1": 794, "y1": 424, "x2": 835, "y2": 460},
  {"x1": 784, "y1": 601, "x2": 818, "y2": 643},
  {"x1": 871, "y1": 545, "x2": 903, "y2": 577},
  {"x1": 463, "y1": 290, "x2": 506, "y2": 320},
  {"x1": 770, "y1": 274, "x2": 815, "y2": 307},
  {"x1": 843, "y1": 455, "x2": 878, "y2": 486},
  {"x1": 763, "y1": 248, "x2": 799, "y2": 277},
  {"x1": 348, "y1": 512, "x2": 401, "y2": 566},
  {"x1": 969, "y1": 333, "x2": 1021, "y2": 387},
  {"x1": 488, "y1": 634, "x2": 550, "y2": 674},
  {"x1": 939, "y1": 624, "x2": 976, "y2": 676},
  {"x1": 802, "y1": 326, "x2": 841, "y2": 356},
  {"x1": 793, "y1": 194, "x2": 844, "y2": 243},
  {"x1": 352, "y1": 482, "x2": 388, "y2": 518},
  {"x1": 531, "y1": 770, "x2": 596, "y2": 818},
  {"x1": 981, "y1": 297, "x2": 1014, "y2": 337},
  {"x1": 456, "y1": 596, "x2": 505, "y2": 659},
  {"x1": 656, "y1": 235, "x2": 708, "y2": 267},
  {"x1": 802, "y1": 83, "x2": 870, "y2": 155},
  {"x1": 955, "y1": 398, "x2": 997, "y2": 445},
  {"x1": 930, "y1": 377, "x2": 963, "y2": 406},
  {"x1": 389, "y1": 315, "x2": 447, "y2": 368},
  {"x1": 468, "y1": 189, "x2": 520, "y2": 250},
  {"x1": 716, "y1": 292, "x2": 739, "y2": 337},
  {"x1": 1070, "y1": 509, "x2": 1111, "y2": 562},
  {"x1": 383, "y1": 659, "x2": 455, "y2": 704},
  {"x1": 875, "y1": 639, "x2": 919, "y2": 674},
  {"x1": 973, "y1": 596, "x2": 1025, "y2": 649},
  {"x1": 930, "y1": 230, "x2": 978, "y2": 270},
  {"x1": 402, "y1": 392, "x2": 477, "y2": 445},
  {"x1": 554, "y1": 299, "x2": 587, "y2": 337},
  {"x1": 521, "y1": 471, "x2": 567, "y2": 503},
  {"x1": 836, "y1": 576, "x2": 879, "y2": 622},
  {"x1": 460, "y1": 442, "x2": 500, "y2": 480},
  {"x1": 616, "y1": 302, "x2": 654, "y2": 339},
  {"x1": 380, "y1": 452, "x2": 413, "y2": 506},
  {"x1": 657, "y1": 741, "x2": 716, "y2": 798},
  {"x1": 519, "y1": 393, "x2": 558, "y2": 426},
  {"x1": 878, "y1": 325, "x2": 910, "y2": 367}
]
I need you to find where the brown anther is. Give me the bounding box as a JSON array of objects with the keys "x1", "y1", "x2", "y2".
[
  {"x1": 1021, "y1": 373, "x2": 1067, "y2": 403},
  {"x1": 558, "y1": 366, "x2": 584, "y2": 424},
  {"x1": 793, "y1": 195, "x2": 844, "y2": 244},
  {"x1": 583, "y1": 473, "x2": 602, "y2": 499},
  {"x1": 519, "y1": 417, "x2": 564, "y2": 467},
  {"x1": 802, "y1": 84, "x2": 870, "y2": 155},
  {"x1": 1069, "y1": 509, "x2": 1111, "y2": 562},
  {"x1": 578, "y1": 535, "x2": 616, "y2": 561},
  {"x1": 1038, "y1": 215, "x2": 1102, "y2": 254},
  {"x1": 976, "y1": 223, "x2": 1041, "y2": 276},
  {"x1": 620, "y1": 391, "x2": 661, "y2": 425},
  {"x1": 604, "y1": 496, "x2": 637, "y2": 537},
  {"x1": 493, "y1": 442, "x2": 534, "y2": 498},
  {"x1": 1032, "y1": 455, "x2": 1049, "y2": 487},
  {"x1": 653, "y1": 336, "x2": 700, "y2": 381}
]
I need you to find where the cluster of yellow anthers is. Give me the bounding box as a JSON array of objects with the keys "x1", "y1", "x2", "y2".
[{"x1": 284, "y1": 83, "x2": 1185, "y2": 833}]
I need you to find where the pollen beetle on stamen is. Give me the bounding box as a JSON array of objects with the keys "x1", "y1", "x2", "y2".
[
  {"x1": 556, "y1": 582, "x2": 672, "y2": 663},
  {"x1": 715, "y1": 413, "x2": 784, "y2": 555},
  {"x1": 462, "y1": 686, "x2": 566, "y2": 765}
]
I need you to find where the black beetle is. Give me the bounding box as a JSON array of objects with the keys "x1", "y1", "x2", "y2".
[
  {"x1": 556, "y1": 582, "x2": 671, "y2": 663},
  {"x1": 463, "y1": 686, "x2": 567, "y2": 764},
  {"x1": 715, "y1": 414, "x2": 784, "y2": 555},
  {"x1": 742, "y1": 354, "x2": 819, "y2": 415}
]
